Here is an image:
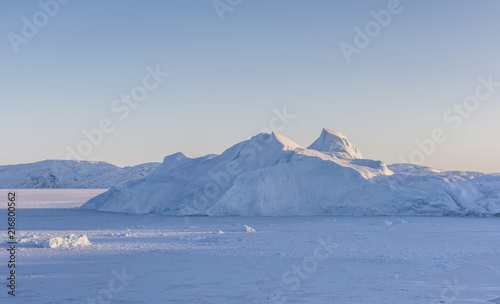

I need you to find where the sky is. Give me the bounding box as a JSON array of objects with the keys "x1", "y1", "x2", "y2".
[{"x1": 1, "y1": 0, "x2": 500, "y2": 172}]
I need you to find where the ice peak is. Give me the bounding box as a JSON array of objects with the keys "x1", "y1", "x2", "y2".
[
  {"x1": 271, "y1": 132, "x2": 302, "y2": 151},
  {"x1": 307, "y1": 128, "x2": 363, "y2": 159},
  {"x1": 244, "y1": 132, "x2": 302, "y2": 152},
  {"x1": 162, "y1": 152, "x2": 187, "y2": 163},
  {"x1": 160, "y1": 152, "x2": 188, "y2": 171}
]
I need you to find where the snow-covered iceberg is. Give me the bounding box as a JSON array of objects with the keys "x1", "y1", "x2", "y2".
[{"x1": 82, "y1": 129, "x2": 500, "y2": 216}]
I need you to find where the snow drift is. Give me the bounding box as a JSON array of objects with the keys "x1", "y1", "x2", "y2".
[
  {"x1": 14, "y1": 234, "x2": 92, "y2": 248},
  {"x1": 82, "y1": 129, "x2": 500, "y2": 216}
]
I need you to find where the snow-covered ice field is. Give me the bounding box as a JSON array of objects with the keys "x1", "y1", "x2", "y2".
[
  {"x1": 1, "y1": 190, "x2": 500, "y2": 303},
  {"x1": 8, "y1": 189, "x2": 108, "y2": 209}
]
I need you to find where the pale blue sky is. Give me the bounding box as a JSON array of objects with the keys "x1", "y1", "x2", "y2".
[{"x1": 1, "y1": 0, "x2": 500, "y2": 172}]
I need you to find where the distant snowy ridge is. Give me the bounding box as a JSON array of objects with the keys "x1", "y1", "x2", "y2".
[
  {"x1": 83, "y1": 129, "x2": 500, "y2": 216},
  {"x1": 0, "y1": 160, "x2": 160, "y2": 189}
]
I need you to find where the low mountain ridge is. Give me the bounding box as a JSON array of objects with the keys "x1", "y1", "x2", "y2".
[{"x1": 0, "y1": 160, "x2": 160, "y2": 189}]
